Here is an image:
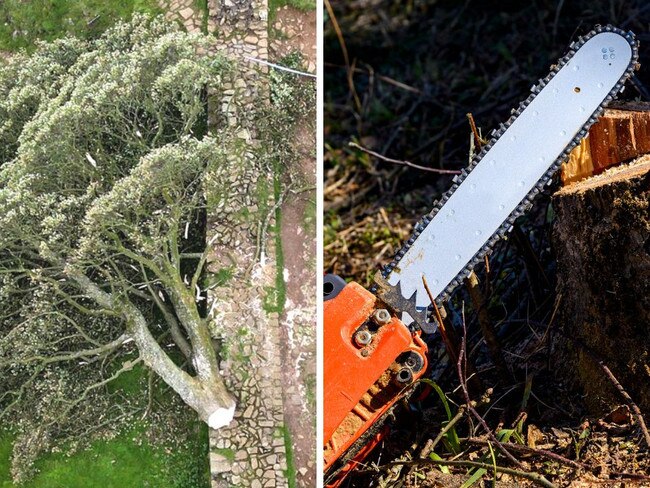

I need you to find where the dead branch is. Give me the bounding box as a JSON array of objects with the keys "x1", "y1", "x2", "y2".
[
  {"x1": 349, "y1": 142, "x2": 461, "y2": 174},
  {"x1": 466, "y1": 438, "x2": 588, "y2": 471},
  {"x1": 363, "y1": 458, "x2": 557, "y2": 488},
  {"x1": 598, "y1": 361, "x2": 650, "y2": 449},
  {"x1": 466, "y1": 113, "x2": 486, "y2": 151}
]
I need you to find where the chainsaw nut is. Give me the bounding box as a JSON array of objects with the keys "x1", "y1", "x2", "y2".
[
  {"x1": 372, "y1": 308, "x2": 391, "y2": 325},
  {"x1": 354, "y1": 330, "x2": 372, "y2": 347}
]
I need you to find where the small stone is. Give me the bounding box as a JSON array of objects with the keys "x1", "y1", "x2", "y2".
[
  {"x1": 252, "y1": 481, "x2": 262, "y2": 488},
  {"x1": 179, "y1": 7, "x2": 194, "y2": 20},
  {"x1": 298, "y1": 467, "x2": 308, "y2": 476},
  {"x1": 245, "y1": 35, "x2": 258, "y2": 44}
]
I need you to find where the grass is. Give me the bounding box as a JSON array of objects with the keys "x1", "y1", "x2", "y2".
[
  {"x1": 193, "y1": 0, "x2": 209, "y2": 34},
  {"x1": 269, "y1": 0, "x2": 316, "y2": 13},
  {"x1": 261, "y1": 160, "x2": 287, "y2": 315},
  {"x1": 280, "y1": 426, "x2": 296, "y2": 488},
  {"x1": 212, "y1": 448, "x2": 235, "y2": 463},
  {"x1": 1, "y1": 364, "x2": 210, "y2": 488},
  {"x1": 272, "y1": 172, "x2": 287, "y2": 314},
  {"x1": 0, "y1": 436, "x2": 12, "y2": 488},
  {"x1": 0, "y1": 0, "x2": 163, "y2": 52},
  {"x1": 1, "y1": 423, "x2": 209, "y2": 488},
  {"x1": 268, "y1": 0, "x2": 315, "y2": 24}
]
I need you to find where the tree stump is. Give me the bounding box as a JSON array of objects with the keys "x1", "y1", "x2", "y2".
[
  {"x1": 562, "y1": 102, "x2": 650, "y2": 184},
  {"x1": 552, "y1": 155, "x2": 650, "y2": 414}
]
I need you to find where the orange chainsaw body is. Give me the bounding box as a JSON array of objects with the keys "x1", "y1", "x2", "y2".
[{"x1": 324, "y1": 280, "x2": 428, "y2": 484}]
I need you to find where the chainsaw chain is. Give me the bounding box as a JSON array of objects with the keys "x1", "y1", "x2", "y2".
[{"x1": 380, "y1": 25, "x2": 639, "y2": 318}]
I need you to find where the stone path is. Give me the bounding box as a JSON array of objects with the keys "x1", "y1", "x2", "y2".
[
  {"x1": 163, "y1": 0, "x2": 292, "y2": 486},
  {"x1": 162, "y1": 0, "x2": 315, "y2": 486}
]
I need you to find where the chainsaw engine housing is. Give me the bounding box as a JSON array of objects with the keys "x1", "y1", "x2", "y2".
[{"x1": 323, "y1": 277, "x2": 428, "y2": 484}]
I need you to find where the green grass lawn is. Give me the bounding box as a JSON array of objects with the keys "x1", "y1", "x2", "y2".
[
  {"x1": 0, "y1": 424, "x2": 209, "y2": 488},
  {"x1": 0, "y1": 0, "x2": 163, "y2": 52},
  {"x1": 1, "y1": 365, "x2": 210, "y2": 488}
]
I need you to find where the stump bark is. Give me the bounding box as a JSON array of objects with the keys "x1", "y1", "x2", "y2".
[{"x1": 552, "y1": 155, "x2": 650, "y2": 414}]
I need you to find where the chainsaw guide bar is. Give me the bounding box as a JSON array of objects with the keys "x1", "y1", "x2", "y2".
[{"x1": 379, "y1": 25, "x2": 639, "y2": 331}]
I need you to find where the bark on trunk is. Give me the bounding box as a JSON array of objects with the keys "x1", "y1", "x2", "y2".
[
  {"x1": 69, "y1": 270, "x2": 236, "y2": 427},
  {"x1": 551, "y1": 155, "x2": 650, "y2": 414}
]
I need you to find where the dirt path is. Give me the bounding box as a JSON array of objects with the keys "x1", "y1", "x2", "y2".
[{"x1": 272, "y1": 7, "x2": 317, "y2": 487}]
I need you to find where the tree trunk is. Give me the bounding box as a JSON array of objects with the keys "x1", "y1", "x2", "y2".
[
  {"x1": 551, "y1": 155, "x2": 650, "y2": 414},
  {"x1": 69, "y1": 270, "x2": 236, "y2": 428}
]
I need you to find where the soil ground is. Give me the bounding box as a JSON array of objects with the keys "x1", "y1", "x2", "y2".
[{"x1": 272, "y1": 6, "x2": 317, "y2": 487}]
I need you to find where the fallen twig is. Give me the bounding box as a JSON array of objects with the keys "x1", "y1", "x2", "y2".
[
  {"x1": 598, "y1": 360, "x2": 650, "y2": 449},
  {"x1": 363, "y1": 458, "x2": 557, "y2": 488},
  {"x1": 426, "y1": 404, "x2": 467, "y2": 456},
  {"x1": 466, "y1": 438, "x2": 588, "y2": 471},
  {"x1": 324, "y1": 62, "x2": 422, "y2": 93},
  {"x1": 349, "y1": 142, "x2": 461, "y2": 174}
]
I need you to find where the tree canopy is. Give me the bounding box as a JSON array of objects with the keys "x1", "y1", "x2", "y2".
[{"x1": 0, "y1": 15, "x2": 246, "y2": 481}]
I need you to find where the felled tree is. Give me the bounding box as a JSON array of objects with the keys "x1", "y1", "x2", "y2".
[{"x1": 0, "y1": 15, "x2": 243, "y2": 479}]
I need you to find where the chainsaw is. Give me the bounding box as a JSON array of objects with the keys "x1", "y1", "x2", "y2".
[{"x1": 324, "y1": 25, "x2": 639, "y2": 486}]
